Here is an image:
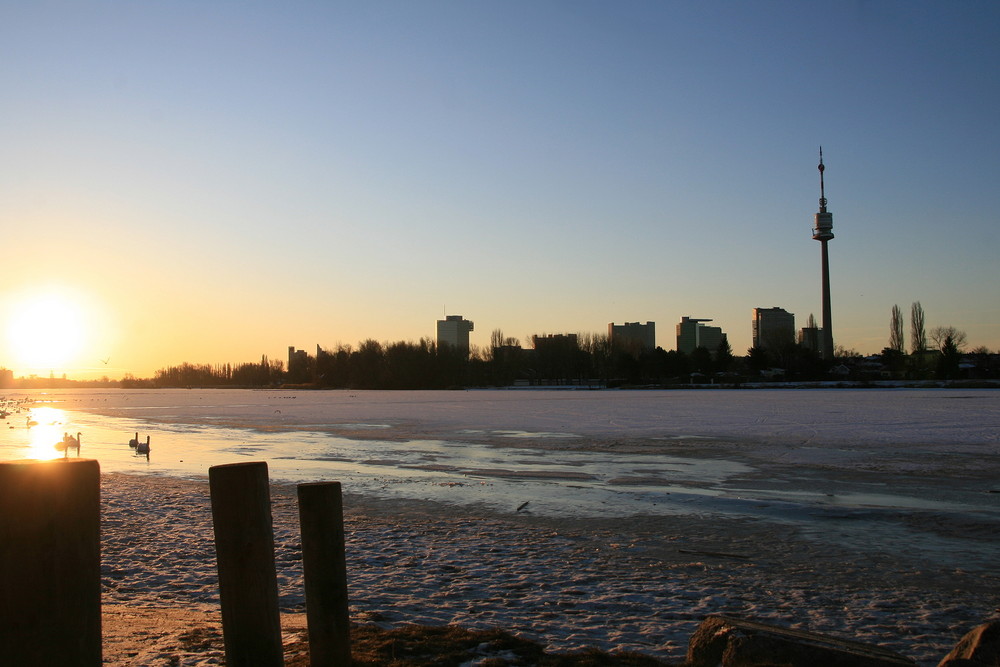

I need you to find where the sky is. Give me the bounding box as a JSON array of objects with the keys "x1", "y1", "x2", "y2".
[{"x1": 2, "y1": 1, "x2": 998, "y2": 379}]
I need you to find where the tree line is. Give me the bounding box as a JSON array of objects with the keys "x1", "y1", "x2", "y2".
[
  {"x1": 139, "y1": 332, "x2": 840, "y2": 389},
  {"x1": 879, "y1": 301, "x2": 987, "y2": 380},
  {"x1": 120, "y1": 356, "x2": 285, "y2": 388}
]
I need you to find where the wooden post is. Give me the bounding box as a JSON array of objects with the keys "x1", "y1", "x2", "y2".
[
  {"x1": 0, "y1": 458, "x2": 102, "y2": 666},
  {"x1": 297, "y1": 481, "x2": 351, "y2": 666},
  {"x1": 209, "y1": 461, "x2": 284, "y2": 666}
]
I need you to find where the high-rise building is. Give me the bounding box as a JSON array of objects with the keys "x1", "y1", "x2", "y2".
[
  {"x1": 813, "y1": 148, "x2": 835, "y2": 361},
  {"x1": 753, "y1": 307, "x2": 795, "y2": 352},
  {"x1": 608, "y1": 321, "x2": 655, "y2": 353},
  {"x1": 437, "y1": 315, "x2": 474, "y2": 352},
  {"x1": 676, "y1": 317, "x2": 724, "y2": 354}
]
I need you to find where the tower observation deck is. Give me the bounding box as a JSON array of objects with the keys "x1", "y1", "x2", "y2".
[{"x1": 813, "y1": 148, "x2": 834, "y2": 241}]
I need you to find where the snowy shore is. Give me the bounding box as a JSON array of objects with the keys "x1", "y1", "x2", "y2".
[
  {"x1": 4, "y1": 388, "x2": 998, "y2": 665},
  {"x1": 99, "y1": 471, "x2": 995, "y2": 666}
]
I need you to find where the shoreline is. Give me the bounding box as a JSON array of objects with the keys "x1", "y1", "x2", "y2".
[{"x1": 97, "y1": 472, "x2": 997, "y2": 666}]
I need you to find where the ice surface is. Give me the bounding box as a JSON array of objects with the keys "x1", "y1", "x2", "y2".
[
  {"x1": 4, "y1": 387, "x2": 999, "y2": 664},
  {"x1": 5, "y1": 388, "x2": 999, "y2": 532}
]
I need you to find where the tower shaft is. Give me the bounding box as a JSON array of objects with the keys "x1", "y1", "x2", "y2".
[{"x1": 820, "y1": 239, "x2": 834, "y2": 361}]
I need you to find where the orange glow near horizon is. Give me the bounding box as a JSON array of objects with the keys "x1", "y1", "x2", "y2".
[{"x1": 1, "y1": 286, "x2": 120, "y2": 379}]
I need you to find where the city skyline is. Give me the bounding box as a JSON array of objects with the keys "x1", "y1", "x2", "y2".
[
  {"x1": 2, "y1": 303, "x2": 973, "y2": 382},
  {"x1": 2, "y1": 2, "x2": 998, "y2": 379}
]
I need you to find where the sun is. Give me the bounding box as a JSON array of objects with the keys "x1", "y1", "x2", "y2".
[{"x1": 6, "y1": 290, "x2": 89, "y2": 372}]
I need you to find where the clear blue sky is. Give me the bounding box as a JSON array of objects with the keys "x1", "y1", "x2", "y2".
[{"x1": 2, "y1": 1, "x2": 998, "y2": 378}]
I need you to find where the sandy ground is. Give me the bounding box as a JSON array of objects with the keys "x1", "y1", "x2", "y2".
[{"x1": 98, "y1": 472, "x2": 998, "y2": 666}]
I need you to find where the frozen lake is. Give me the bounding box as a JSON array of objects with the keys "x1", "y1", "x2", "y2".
[
  {"x1": 5, "y1": 387, "x2": 1000, "y2": 664},
  {"x1": 4, "y1": 387, "x2": 999, "y2": 571}
]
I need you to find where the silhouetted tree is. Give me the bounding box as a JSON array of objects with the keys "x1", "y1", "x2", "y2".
[
  {"x1": 936, "y1": 335, "x2": 962, "y2": 379},
  {"x1": 384, "y1": 340, "x2": 430, "y2": 388},
  {"x1": 351, "y1": 339, "x2": 386, "y2": 389},
  {"x1": 579, "y1": 333, "x2": 614, "y2": 383},
  {"x1": 532, "y1": 334, "x2": 580, "y2": 384},
  {"x1": 967, "y1": 346, "x2": 996, "y2": 379},
  {"x1": 714, "y1": 336, "x2": 734, "y2": 374},
  {"x1": 435, "y1": 341, "x2": 470, "y2": 387},
  {"x1": 910, "y1": 302, "x2": 926, "y2": 355},
  {"x1": 834, "y1": 345, "x2": 860, "y2": 360},
  {"x1": 746, "y1": 346, "x2": 770, "y2": 375},
  {"x1": 661, "y1": 349, "x2": 691, "y2": 381},
  {"x1": 879, "y1": 347, "x2": 907, "y2": 378},
  {"x1": 889, "y1": 304, "x2": 905, "y2": 353},
  {"x1": 930, "y1": 326, "x2": 967, "y2": 353},
  {"x1": 789, "y1": 344, "x2": 825, "y2": 380},
  {"x1": 690, "y1": 347, "x2": 712, "y2": 375},
  {"x1": 615, "y1": 350, "x2": 641, "y2": 385}
]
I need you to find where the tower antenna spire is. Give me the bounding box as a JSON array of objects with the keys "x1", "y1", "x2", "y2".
[{"x1": 818, "y1": 146, "x2": 827, "y2": 213}]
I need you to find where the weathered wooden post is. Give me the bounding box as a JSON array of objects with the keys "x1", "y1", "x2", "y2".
[
  {"x1": 0, "y1": 458, "x2": 102, "y2": 666},
  {"x1": 297, "y1": 481, "x2": 351, "y2": 666},
  {"x1": 209, "y1": 461, "x2": 284, "y2": 666}
]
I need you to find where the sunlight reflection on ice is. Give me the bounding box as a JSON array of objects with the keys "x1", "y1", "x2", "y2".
[
  {"x1": 25, "y1": 406, "x2": 70, "y2": 460},
  {"x1": 459, "y1": 429, "x2": 580, "y2": 439}
]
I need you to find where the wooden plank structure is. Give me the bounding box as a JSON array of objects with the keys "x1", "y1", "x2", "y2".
[
  {"x1": 209, "y1": 461, "x2": 285, "y2": 667},
  {"x1": 0, "y1": 458, "x2": 102, "y2": 666},
  {"x1": 298, "y1": 481, "x2": 352, "y2": 666},
  {"x1": 0, "y1": 455, "x2": 354, "y2": 665}
]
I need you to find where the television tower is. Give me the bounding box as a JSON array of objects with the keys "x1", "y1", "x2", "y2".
[{"x1": 812, "y1": 147, "x2": 835, "y2": 361}]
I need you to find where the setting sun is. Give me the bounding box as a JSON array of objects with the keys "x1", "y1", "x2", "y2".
[{"x1": 5, "y1": 290, "x2": 89, "y2": 372}]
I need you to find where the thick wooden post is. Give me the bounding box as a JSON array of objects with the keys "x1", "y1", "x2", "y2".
[
  {"x1": 298, "y1": 481, "x2": 351, "y2": 666},
  {"x1": 209, "y1": 461, "x2": 284, "y2": 666},
  {"x1": 0, "y1": 458, "x2": 102, "y2": 666}
]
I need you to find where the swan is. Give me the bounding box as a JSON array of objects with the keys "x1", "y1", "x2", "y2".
[
  {"x1": 56, "y1": 432, "x2": 80, "y2": 454},
  {"x1": 128, "y1": 432, "x2": 139, "y2": 448},
  {"x1": 136, "y1": 435, "x2": 150, "y2": 455}
]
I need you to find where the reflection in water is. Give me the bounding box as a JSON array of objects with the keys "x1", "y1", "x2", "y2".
[{"x1": 26, "y1": 406, "x2": 71, "y2": 460}]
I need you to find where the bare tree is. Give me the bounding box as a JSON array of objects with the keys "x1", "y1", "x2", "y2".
[
  {"x1": 910, "y1": 302, "x2": 926, "y2": 354},
  {"x1": 930, "y1": 326, "x2": 967, "y2": 352},
  {"x1": 889, "y1": 304, "x2": 905, "y2": 353},
  {"x1": 834, "y1": 345, "x2": 860, "y2": 359}
]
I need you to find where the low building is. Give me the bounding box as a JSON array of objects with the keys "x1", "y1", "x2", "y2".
[
  {"x1": 531, "y1": 333, "x2": 578, "y2": 351},
  {"x1": 798, "y1": 326, "x2": 824, "y2": 356},
  {"x1": 287, "y1": 346, "x2": 313, "y2": 383}
]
